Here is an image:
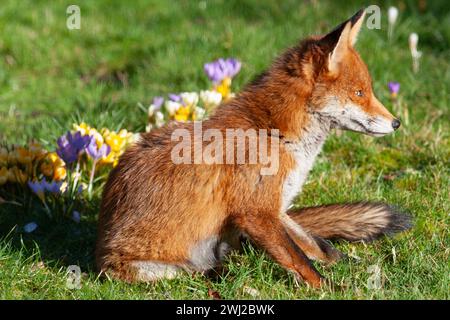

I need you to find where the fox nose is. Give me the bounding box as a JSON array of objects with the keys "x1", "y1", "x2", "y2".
[{"x1": 392, "y1": 119, "x2": 401, "y2": 130}]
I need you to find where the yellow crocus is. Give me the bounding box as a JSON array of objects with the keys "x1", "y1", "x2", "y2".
[
  {"x1": 15, "y1": 147, "x2": 33, "y2": 164},
  {"x1": 49, "y1": 152, "x2": 66, "y2": 180},
  {"x1": 215, "y1": 77, "x2": 232, "y2": 99},
  {"x1": 174, "y1": 106, "x2": 191, "y2": 122},
  {"x1": 28, "y1": 142, "x2": 46, "y2": 160},
  {"x1": 99, "y1": 151, "x2": 116, "y2": 165},
  {"x1": 0, "y1": 167, "x2": 8, "y2": 185},
  {"x1": 74, "y1": 123, "x2": 104, "y2": 147},
  {"x1": 0, "y1": 148, "x2": 8, "y2": 166},
  {"x1": 40, "y1": 161, "x2": 53, "y2": 177},
  {"x1": 7, "y1": 149, "x2": 17, "y2": 165},
  {"x1": 73, "y1": 122, "x2": 91, "y2": 136},
  {"x1": 104, "y1": 132, "x2": 127, "y2": 153},
  {"x1": 40, "y1": 152, "x2": 66, "y2": 181},
  {"x1": 8, "y1": 166, "x2": 28, "y2": 184},
  {"x1": 53, "y1": 166, "x2": 67, "y2": 181},
  {"x1": 99, "y1": 128, "x2": 134, "y2": 167}
]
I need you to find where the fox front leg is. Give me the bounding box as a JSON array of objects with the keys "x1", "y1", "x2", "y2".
[{"x1": 280, "y1": 213, "x2": 345, "y2": 265}]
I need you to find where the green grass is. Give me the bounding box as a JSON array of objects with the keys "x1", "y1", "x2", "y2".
[{"x1": 0, "y1": 0, "x2": 449, "y2": 299}]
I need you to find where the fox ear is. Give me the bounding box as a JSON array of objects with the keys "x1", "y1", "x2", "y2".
[
  {"x1": 326, "y1": 22, "x2": 351, "y2": 74},
  {"x1": 320, "y1": 9, "x2": 366, "y2": 74},
  {"x1": 348, "y1": 9, "x2": 366, "y2": 46}
]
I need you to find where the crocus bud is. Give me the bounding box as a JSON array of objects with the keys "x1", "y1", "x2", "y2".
[
  {"x1": 388, "y1": 7, "x2": 399, "y2": 40},
  {"x1": 388, "y1": 7, "x2": 398, "y2": 26},
  {"x1": 409, "y1": 33, "x2": 422, "y2": 73},
  {"x1": 409, "y1": 33, "x2": 419, "y2": 52}
]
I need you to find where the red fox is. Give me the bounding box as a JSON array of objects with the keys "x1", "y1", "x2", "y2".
[{"x1": 96, "y1": 9, "x2": 412, "y2": 288}]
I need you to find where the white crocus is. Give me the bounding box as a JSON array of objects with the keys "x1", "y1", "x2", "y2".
[
  {"x1": 194, "y1": 107, "x2": 206, "y2": 120},
  {"x1": 155, "y1": 111, "x2": 165, "y2": 127},
  {"x1": 145, "y1": 109, "x2": 165, "y2": 132},
  {"x1": 200, "y1": 90, "x2": 222, "y2": 110},
  {"x1": 409, "y1": 33, "x2": 422, "y2": 73},
  {"x1": 165, "y1": 100, "x2": 182, "y2": 116},
  {"x1": 388, "y1": 7, "x2": 398, "y2": 40},
  {"x1": 180, "y1": 92, "x2": 199, "y2": 107},
  {"x1": 148, "y1": 104, "x2": 155, "y2": 117}
]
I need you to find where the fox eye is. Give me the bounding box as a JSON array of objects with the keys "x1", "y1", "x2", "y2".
[{"x1": 355, "y1": 90, "x2": 364, "y2": 97}]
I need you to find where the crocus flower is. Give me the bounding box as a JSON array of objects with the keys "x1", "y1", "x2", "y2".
[
  {"x1": 8, "y1": 167, "x2": 27, "y2": 184},
  {"x1": 15, "y1": 147, "x2": 33, "y2": 164},
  {"x1": 193, "y1": 107, "x2": 206, "y2": 121},
  {"x1": 43, "y1": 179, "x2": 63, "y2": 194},
  {"x1": 86, "y1": 138, "x2": 111, "y2": 160},
  {"x1": 154, "y1": 111, "x2": 165, "y2": 127},
  {"x1": 152, "y1": 96, "x2": 164, "y2": 109},
  {"x1": 148, "y1": 96, "x2": 165, "y2": 118},
  {"x1": 0, "y1": 167, "x2": 8, "y2": 185},
  {"x1": 28, "y1": 179, "x2": 46, "y2": 201},
  {"x1": 72, "y1": 211, "x2": 81, "y2": 223},
  {"x1": 388, "y1": 82, "x2": 400, "y2": 98},
  {"x1": 388, "y1": 7, "x2": 398, "y2": 40},
  {"x1": 165, "y1": 100, "x2": 182, "y2": 116},
  {"x1": 74, "y1": 123, "x2": 104, "y2": 146},
  {"x1": 56, "y1": 131, "x2": 92, "y2": 164},
  {"x1": 204, "y1": 58, "x2": 241, "y2": 84},
  {"x1": 146, "y1": 111, "x2": 165, "y2": 132},
  {"x1": 409, "y1": 33, "x2": 422, "y2": 73},
  {"x1": 180, "y1": 92, "x2": 199, "y2": 107},
  {"x1": 174, "y1": 106, "x2": 191, "y2": 122},
  {"x1": 200, "y1": 90, "x2": 222, "y2": 110},
  {"x1": 215, "y1": 77, "x2": 233, "y2": 98},
  {"x1": 0, "y1": 148, "x2": 8, "y2": 166},
  {"x1": 24, "y1": 222, "x2": 38, "y2": 233},
  {"x1": 99, "y1": 129, "x2": 133, "y2": 167},
  {"x1": 168, "y1": 93, "x2": 182, "y2": 102},
  {"x1": 28, "y1": 141, "x2": 46, "y2": 160},
  {"x1": 73, "y1": 122, "x2": 90, "y2": 136},
  {"x1": 40, "y1": 152, "x2": 66, "y2": 181}
]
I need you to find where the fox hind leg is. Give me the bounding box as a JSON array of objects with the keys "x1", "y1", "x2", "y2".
[{"x1": 234, "y1": 211, "x2": 325, "y2": 288}]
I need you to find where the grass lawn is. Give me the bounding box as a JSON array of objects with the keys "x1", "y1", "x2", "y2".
[{"x1": 0, "y1": 0, "x2": 449, "y2": 299}]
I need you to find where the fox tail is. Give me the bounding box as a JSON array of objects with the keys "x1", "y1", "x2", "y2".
[{"x1": 288, "y1": 202, "x2": 412, "y2": 242}]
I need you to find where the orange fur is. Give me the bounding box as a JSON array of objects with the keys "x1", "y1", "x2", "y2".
[{"x1": 96, "y1": 9, "x2": 411, "y2": 288}]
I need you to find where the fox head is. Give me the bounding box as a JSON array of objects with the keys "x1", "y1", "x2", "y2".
[{"x1": 307, "y1": 9, "x2": 400, "y2": 137}]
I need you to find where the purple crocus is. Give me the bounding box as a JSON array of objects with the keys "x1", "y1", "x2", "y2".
[
  {"x1": 72, "y1": 210, "x2": 81, "y2": 223},
  {"x1": 24, "y1": 222, "x2": 38, "y2": 233},
  {"x1": 204, "y1": 58, "x2": 241, "y2": 84},
  {"x1": 152, "y1": 96, "x2": 164, "y2": 109},
  {"x1": 388, "y1": 82, "x2": 400, "y2": 97},
  {"x1": 43, "y1": 179, "x2": 63, "y2": 194},
  {"x1": 28, "y1": 179, "x2": 46, "y2": 201},
  {"x1": 56, "y1": 131, "x2": 92, "y2": 164},
  {"x1": 86, "y1": 138, "x2": 111, "y2": 160},
  {"x1": 168, "y1": 93, "x2": 182, "y2": 102},
  {"x1": 28, "y1": 178, "x2": 62, "y2": 196}
]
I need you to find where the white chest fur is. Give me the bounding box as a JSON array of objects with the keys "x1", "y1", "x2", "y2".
[{"x1": 281, "y1": 119, "x2": 329, "y2": 213}]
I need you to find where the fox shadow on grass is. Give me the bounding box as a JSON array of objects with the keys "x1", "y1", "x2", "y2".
[{"x1": 0, "y1": 198, "x2": 100, "y2": 274}]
